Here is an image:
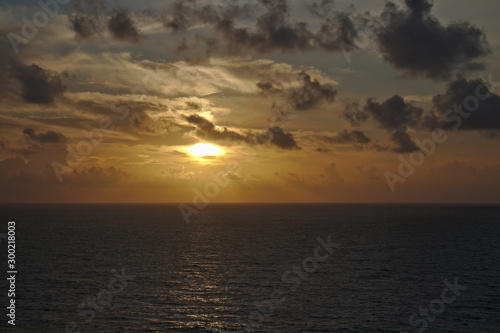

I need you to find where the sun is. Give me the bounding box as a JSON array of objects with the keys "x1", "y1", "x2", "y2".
[{"x1": 185, "y1": 143, "x2": 225, "y2": 158}]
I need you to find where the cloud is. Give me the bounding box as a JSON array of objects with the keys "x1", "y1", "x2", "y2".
[
  {"x1": 309, "y1": 0, "x2": 358, "y2": 51},
  {"x1": 390, "y1": 128, "x2": 419, "y2": 153},
  {"x1": 257, "y1": 80, "x2": 284, "y2": 96},
  {"x1": 68, "y1": 14, "x2": 103, "y2": 39},
  {"x1": 426, "y1": 75, "x2": 500, "y2": 130},
  {"x1": 23, "y1": 128, "x2": 67, "y2": 143},
  {"x1": 319, "y1": 129, "x2": 372, "y2": 145},
  {"x1": 364, "y1": 95, "x2": 424, "y2": 130},
  {"x1": 342, "y1": 100, "x2": 369, "y2": 127},
  {"x1": 67, "y1": 0, "x2": 107, "y2": 39},
  {"x1": 185, "y1": 114, "x2": 246, "y2": 142},
  {"x1": 213, "y1": 0, "x2": 313, "y2": 54},
  {"x1": 10, "y1": 61, "x2": 66, "y2": 104},
  {"x1": 64, "y1": 0, "x2": 489, "y2": 80},
  {"x1": 377, "y1": 0, "x2": 491, "y2": 80},
  {"x1": 161, "y1": 0, "x2": 357, "y2": 56},
  {"x1": 289, "y1": 71, "x2": 337, "y2": 110},
  {"x1": 338, "y1": 95, "x2": 423, "y2": 154},
  {"x1": 159, "y1": 0, "x2": 218, "y2": 32},
  {"x1": 130, "y1": 111, "x2": 193, "y2": 136},
  {"x1": 257, "y1": 71, "x2": 337, "y2": 110},
  {"x1": 107, "y1": 9, "x2": 145, "y2": 43},
  {"x1": 266, "y1": 126, "x2": 300, "y2": 150},
  {"x1": 184, "y1": 114, "x2": 301, "y2": 150},
  {"x1": 67, "y1": 2, "x2": 144, "y2": 43}
]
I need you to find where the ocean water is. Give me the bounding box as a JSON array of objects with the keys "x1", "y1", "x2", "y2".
[{"x1": 0, "y1": 204, "x2": 499, "y2": 332}]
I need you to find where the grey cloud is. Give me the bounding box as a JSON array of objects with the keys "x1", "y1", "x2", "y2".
[
  {"x1": 427, "y1": 75, "x2": 500, "y2": 130},
  {"x1": 67, "y1": 2, "x2": 144, "y2": 43},
  {"x1": 68, "y1": 0, "x2": 107, "y2": 39},
  {"x1": 185, "y1": 114, "x2": 246, "y2": 142},
  {"x1": 68, "y1": 14, "x2": 103, "y2": 39},
  {"x1": 342, "y1": 100, "x2": 369, "y2": 127},
  {"x1": 319, "y1": 129, "x2": 372, "y2": 145},
  {"x1": 130, "y1": 111, "x2": 193, "y2": 136},
  {"x1": 162, "y1": 0, "x2": 357, "y2": 56},
  {"x1": 266, "y1": 126, "x2": 300, "y2": 150},
  {"x1": 390, "y1": 128, "x2": 419, "y2": 153},
  {"x1": 257, "y1": 80, "x2": 284, "y2": 96},
  {"x1": 289, "y1": 72, "x2": 337, "y2": 110},
  {"x1": 364, "y1": 95, "x2": 424, "y2": 130},
  {"x1": 377, "y1": 0, "x2": 491, "y2": 80},
  {"x1": 185, "y1": 114, "x2": 300, "y2": 150},
  {"x1": 10, "y1": 61, "x2": 66, "y2": 104},
  {"x1": 257, "y1": 71, "x2": 337, "y2": 111},
  {"x1": 23, "y1": 128, "x2": 67, "y2": 143},
  {"x1": 108, "y1": 9, "x2": 145, "y2": 43}
]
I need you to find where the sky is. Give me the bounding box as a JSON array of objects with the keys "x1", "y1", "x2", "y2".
[{"x1": 1, "y1": 0, "x2": 500, "y2": 203}]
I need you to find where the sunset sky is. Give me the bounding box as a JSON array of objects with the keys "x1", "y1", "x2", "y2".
[{"x1": 1, "y1": 0, "x2": 500, "y2": 203}]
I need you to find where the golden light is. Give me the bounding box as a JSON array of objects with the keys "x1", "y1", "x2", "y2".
[{"x1": 185, "y1": 143, "x2": 225, "y2": 158}]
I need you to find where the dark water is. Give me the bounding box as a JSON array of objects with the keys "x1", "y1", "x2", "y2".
[{"x1": 0, "y1": 204, "x2": 499, "y2": 332}]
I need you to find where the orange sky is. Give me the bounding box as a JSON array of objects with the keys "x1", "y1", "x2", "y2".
[{"x1": 1, "y1": 0, "x2": 500, "y2": 203}]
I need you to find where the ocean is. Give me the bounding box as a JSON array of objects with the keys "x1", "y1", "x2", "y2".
[{"x1": 0, "y1": 204, "x2": 499, "y2": 332}]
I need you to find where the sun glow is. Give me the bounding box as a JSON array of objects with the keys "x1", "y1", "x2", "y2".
[{"x1": 185, "y1": 143, "x2": 225, "y2": 158}]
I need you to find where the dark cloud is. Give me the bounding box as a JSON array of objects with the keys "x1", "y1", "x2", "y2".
[
  {"x1": 66, "y1": 0, "x2": 489, "y2": 80},
  {"x1": 23, "y1": 128, "x2": 67, "y2": 143},
  {"x1": 185, "y1": 114, "x2": 300, "y2": 149},
  {"x1": 214, "y1": 0, "x2": 313, "y2": 54},
  {"x1": 257, "y1": 71, "x2": 337, "y2": 111},
  {"x1": 67, "y1": 2, "x2": 144, "y2": 43},
  {"x1": 309, "y1": 1, "x2": 357, "y2": 52},
  {"x1": 10, "y1": 61, "x2": 66, "y2": 104},
  {"x1": 68, "y1": 14, "x2": 103, "y2": 39},
  {"x1": 266, "y1": 126, "x2": 300, "y2": 150},
  {"x1": 319, "y1": 129, "x2": 372, "y2": 144},
  {"x1": 342, "y1": 100, "x2": 369, "y2": 127},
  {"x1": 351, "y1": 94, "x2": 423, "y2": 153},
  {"x1": 289, "y1": 72, "x2": 337, "y2": 110},
  {"x1": 159, "y1": 0, "x2": 218, "y2": 32},
  {"x1": 390, "y1": 128, "x2": 419, "y2": 153},
  {"x1": 257, "y1": 80, "x2": 284, "y2": 96},
  {"x1": 130, "y1": 112, "x2": 193, "y2": 136},
  {"x1": 108, "y1": 9, "x2": 144, "y2": 43},
  {"x1": 377, "y1": 0, "x2": 491, "y2": 80},
  {"x1": 364, "y1": 95, "x2": 424, "y2": 130},
  {"x1": 162, "y1": 0, "x2": 357, "y2": 56},
  {"x1": 426, "y1": 75, "x2": 500, "y2": 130},
  {"x1": 185, "y1": 114, "x2": 246, "y2": 142},
  {"x1": 68, "y1": 0, "x2": 107, "y2": 39},
  {"x1": 371, "y1": 142, "x2": 390, "y2": 152}
]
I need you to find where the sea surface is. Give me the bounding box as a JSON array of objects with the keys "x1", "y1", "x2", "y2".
[{"x1": 0, "y1": 204, "x2": 499, "y2": 332}]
